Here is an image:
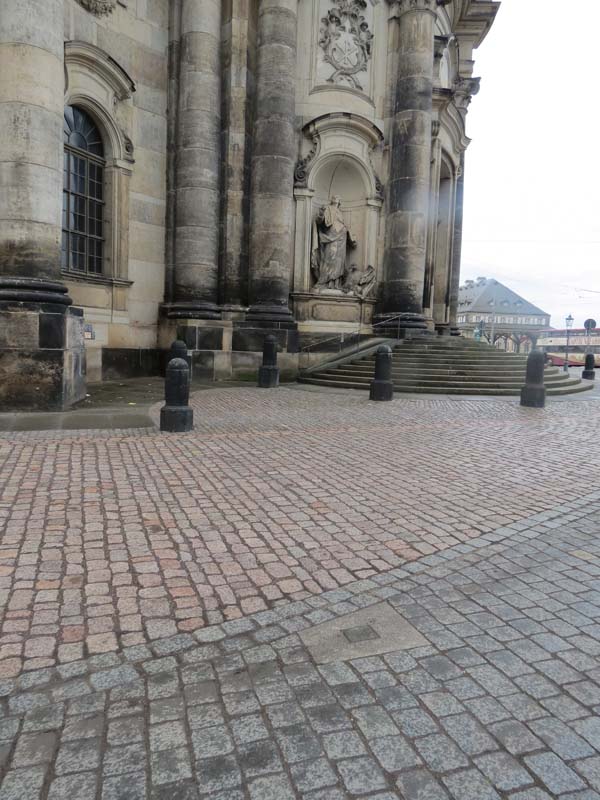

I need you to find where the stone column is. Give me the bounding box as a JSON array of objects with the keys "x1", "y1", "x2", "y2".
[
  {"x1": 220, "y1": 0, "x2": 255, "y2": 311},
  {"x1": 449, "y1": 153, "x2": 465, "y2": 335},
  {"x1": 379, "y1": 0, "x2": 439, "y2": 333},
  {"x1": 246, "y1": 0, "x2": 297, "y2": 322},
  {"x1": 0, "y1": 0, "x2": 67, "y2": 301},
  {"x1": 0, "y1": 0, "x2": 85, "y2": 410},
  {"x1": 169, "y1": 0, "x2": 222, "y2": 319}
]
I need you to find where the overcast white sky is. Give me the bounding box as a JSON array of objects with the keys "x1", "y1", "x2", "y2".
[{"x1": 461, "y1": 0, "x2": 600, "y2": 329}]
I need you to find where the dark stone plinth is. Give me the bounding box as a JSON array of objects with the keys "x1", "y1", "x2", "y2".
[
  {"x1": 583, "y1": 353, "x2": 596, "y2": 380},
  {"x1": 370, "y1": 345, "x2": 394, "y2": 401},
  {"x1": 160, "y1": 357, "x2": 193, "y2": 432},
  {"x1": 258, "y1": 335, "x2": 280, "y2": 388},
  {"x1": 0, "y1": 303, "x2": 85, "y2": 411},
  {"x1": 103, "y1": 348, "x2": 161, "y2": 381},
  {"x1": 521, "y1": 350, "x2": 546, "y2": 408}
]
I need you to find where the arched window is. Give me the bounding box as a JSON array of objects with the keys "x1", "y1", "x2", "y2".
[{"x1": 62, "y1": 106, "x2": 105, "y2": 275}]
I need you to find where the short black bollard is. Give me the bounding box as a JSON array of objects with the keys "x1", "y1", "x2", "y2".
[
  {"x1": 258, "y1": 335, "x2": 280, "y2": 388},
  {"x1": 370, "y1": 345, "x2": 394, "y2": 401},
  {"x1": 582, "y1": 353, "x2": 596, "y2": 380},
  {"x1": 170, "y1": 339, "x2": 187, "y2": 359},
  {"x1": 520, "y1": 350, "x2": 546, "y2": 408},
  {"x1": 160, "y1": 357, "x2": 193, "y2": 432}
]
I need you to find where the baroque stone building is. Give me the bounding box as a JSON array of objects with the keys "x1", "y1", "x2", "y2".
[
  {"x1": 0, "y1": 0, "x2": 499, "y2": 408},
  {"x1": 457, "y1": 277, "x2": 550, "y2": 351}
]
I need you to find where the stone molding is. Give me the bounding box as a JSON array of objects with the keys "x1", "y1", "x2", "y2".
[
  {"x1": 76, "y1": 0, "x2": 117, "y2": 16},
  {"x1": 395, "y1": 0, "x2": 451, "y2": 16},
  {"x1": 65, "y1": 41, "x2": 135, "y2": 104}
]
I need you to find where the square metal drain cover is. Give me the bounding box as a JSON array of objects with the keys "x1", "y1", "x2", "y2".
[
  {"x1": 300, "y1": 602, "x2": 428, "y2": 664},
  {"x1": 342, "y1": 624, "x2": 380, "y2": 644}
]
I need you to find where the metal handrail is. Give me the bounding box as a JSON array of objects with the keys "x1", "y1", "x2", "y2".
[{"x1": 299, "y1": 311, "x2": 408, "y2": 354}]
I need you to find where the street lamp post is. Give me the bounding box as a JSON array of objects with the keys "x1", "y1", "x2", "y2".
[{"x1": 564, "y1": 314, "x2": 574, "y2": 372}]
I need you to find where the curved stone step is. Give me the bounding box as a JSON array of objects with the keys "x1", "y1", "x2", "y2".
[{"x1": 298, "y1": 376, "x2": 594, "y2": 396}]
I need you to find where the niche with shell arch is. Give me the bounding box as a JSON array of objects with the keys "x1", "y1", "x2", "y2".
[{"x1": 293, "y1": 113, "x2": 383, "y2": 300}]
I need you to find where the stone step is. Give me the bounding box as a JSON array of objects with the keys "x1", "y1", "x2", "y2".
[
  {"x1": 336, "y1": 365, "x2": 561, "y2": 377},
  {"x1": 299, "y1": 337, "x2": 591, "y2": 397},
  {"x1": 311, "y1": 372, "x2": 581, "y2": 390},
  {"x1": 320, "y1": 371, "x2": 570, "y2": 386},
  {"x1": 299, "y1": 376, "x2": 594, "y2": 396}
]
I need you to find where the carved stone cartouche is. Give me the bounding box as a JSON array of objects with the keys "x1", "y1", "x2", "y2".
[
  {"x1": 318, "y1": 0, "x2": 373, "y2": 91},
  {"x1": 76, "y1": 0, "x2": 117, "y2": 17}
]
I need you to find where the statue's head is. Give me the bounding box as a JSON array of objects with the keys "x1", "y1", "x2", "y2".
[{"x1": 331, "y1": 195, "x2": 342, "y2": 207}]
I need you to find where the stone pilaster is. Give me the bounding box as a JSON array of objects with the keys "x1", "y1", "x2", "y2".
[
  {"x1": 379, "y1": 0, "x2": 439, "y2": 333},
  {"x1": 449, "y1": 153, "x2": 465, "y2": 335},
  {"x1": 246, "y1": 0, "x2": 298, "y2": 322},
  {"x1": 168, "y1": 0, "x2": 222, "y2": 319},
  {"x1": 0, "y1": 0, "x2": 85, "y2": 409}
]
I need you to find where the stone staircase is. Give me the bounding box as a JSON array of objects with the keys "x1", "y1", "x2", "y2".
[{"x1": 299, "y1": 338, "x2": 594, "y2": 396}]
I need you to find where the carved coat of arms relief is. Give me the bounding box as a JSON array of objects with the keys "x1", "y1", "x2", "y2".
[
  {"x1": 318, "y1": 0, "x2": 373, "y2": 91},
  {"x1": 76, "y1": 0, "x2": 117, "y2": 16}
]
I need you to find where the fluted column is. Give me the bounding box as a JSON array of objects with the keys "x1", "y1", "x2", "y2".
[
  {"x1": 379, "y1": 0, "x2": 439, "y2": 332},
  {"x1": 0, "y1": 0, "x2": 70, "y2": 306},
  {"x1": 169, "y1": 0, "x2": 221, "y2": 319},
  {"x1": 449, "y1": 153, "x2": 465, "y2": 335},
  {"x1": 247, "y1": 0, "x2": 297, "y2": 322}
]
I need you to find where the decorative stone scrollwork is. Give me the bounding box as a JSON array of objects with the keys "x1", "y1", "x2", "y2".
[
  {"x1": 76, "y1": 0, "x2": 117, "y2": 16},
  {"x1": 318, "y1": 0, "x2": 373, "y2": 91},
  {"x1": 453, "y1": 77, "x2": 481, "y2": 110},
  {"x1": 294, "y1": 134, "x2": 320, "y2": 187}
]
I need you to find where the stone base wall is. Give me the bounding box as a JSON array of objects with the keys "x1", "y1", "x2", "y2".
[{"x1": 0, "y1": 307, "x2": 86, "y2": 411}]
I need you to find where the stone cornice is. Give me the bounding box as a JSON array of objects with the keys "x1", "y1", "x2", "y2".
[{"x1": 452, "y1": 0, "x2": 500, "y2": 48}]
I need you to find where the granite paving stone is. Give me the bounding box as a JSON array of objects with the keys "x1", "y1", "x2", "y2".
[{"x1": 0, "y1": 391, "x2": 599, "y2": 796}]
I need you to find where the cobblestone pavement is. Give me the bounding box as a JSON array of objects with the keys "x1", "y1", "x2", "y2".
[
  {"x1": 0, "y1": 387, "x2": 599, "y2": 678},
  {"x1": 1, "y1": 503, "x2": 600, "y2": 798}
]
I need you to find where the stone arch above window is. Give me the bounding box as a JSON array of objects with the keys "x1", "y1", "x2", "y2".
[{"x1": 63, "y1": 42, "x2": 135, "y2": 288}]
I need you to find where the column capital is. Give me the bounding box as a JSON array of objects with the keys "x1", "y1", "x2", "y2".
[{"x1": 395, "y1": 0, "x2": 451, "y2": 18}]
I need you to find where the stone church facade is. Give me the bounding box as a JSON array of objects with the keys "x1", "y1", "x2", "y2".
[{"x1": 0, "y1": 0, "x2": 498, "y2": 409}]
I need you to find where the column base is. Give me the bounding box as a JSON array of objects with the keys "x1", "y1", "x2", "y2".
[
  {"x1": 0, "y1": 295, "x2": 86, "y2": 411},
  {"x1": 246, "y1": 302, "x2": 295, "y2": 324},
  {"x1": 374, "y1": 312, "x2": 428, "y2": 338},
  {"x1": 163, "y1": 301, "x2": 221, "y2": 321}
]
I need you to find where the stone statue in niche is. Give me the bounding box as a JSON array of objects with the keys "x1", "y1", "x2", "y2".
[
  {"x1": 311, "y1": 197, "x2": 357, "y2": 291},
  {"x1": 344, "y1": 264, "x2": 376, "y2": 299},
  {"x1": 319, "y1": 0, "x2": 373, "y2": 91}
]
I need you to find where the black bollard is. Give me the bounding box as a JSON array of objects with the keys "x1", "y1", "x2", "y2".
[
  {"x1": 582, "y1": 353, "x2": 596, "y2": 380},
  {"x1": 160, "y1": 358, "x2": 193, "y2": 432},
  {"x1": 170, "y1": 339, "x2": 187, "y2": 360},
  {"x1": 370, "y1": 345, "x2": 394, "y2": 401},
  {"x1": 258, "y1": 335, "x2": 280, "y2": 388},
  {"x1": 520, "y1": 350, "x2": 546, "y2": 408}
]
